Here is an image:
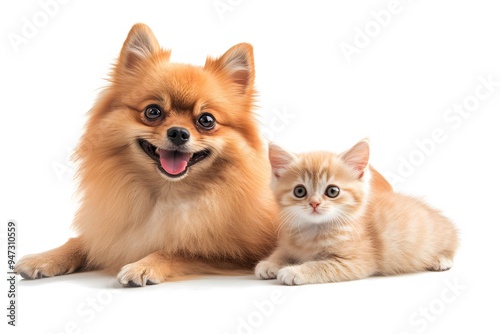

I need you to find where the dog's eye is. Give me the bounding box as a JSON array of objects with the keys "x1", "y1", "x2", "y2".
[
  {"x1": 197, "y1": 113, "x2": 216, "y2": 130},
  {"x1": 293, "y1": 185, "x2": 307, "y2": 198},
  {"x1": 144, "y1": 105, "x2": 163, "y2": 121},
  {"x1": 325, "y1": 185, "x2": 340, "y2": 198}
]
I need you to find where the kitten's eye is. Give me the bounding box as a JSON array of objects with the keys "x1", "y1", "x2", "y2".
[
  {"x1": 197, "y1": 113, "x2": 216, "y2": 130},
  {"x1": 293, "y1": 185, "x2": 307, "y2": 198},
  {"x1": 144, "y1": 105, "x2": 163, "y2": 121},
  {"x1": 325, "y1": 185, "x2": 340, "y2": 198}
]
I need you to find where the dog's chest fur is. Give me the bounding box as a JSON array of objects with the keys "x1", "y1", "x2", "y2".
[{"x1": 108, "y1": 189, "x2": 233, "y2": 263}]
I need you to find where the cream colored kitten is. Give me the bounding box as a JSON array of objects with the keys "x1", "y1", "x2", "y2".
[{"x1": 255, "y1": 140, "x2": 459, "y2": 285}]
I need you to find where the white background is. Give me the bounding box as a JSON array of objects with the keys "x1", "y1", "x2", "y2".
[{"x1": 1, "y1": 0, "x2": 499, "y2": 333}]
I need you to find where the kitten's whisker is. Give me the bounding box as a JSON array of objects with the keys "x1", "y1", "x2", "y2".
[
  {"x1": 342, "y1": 214, "x2": 360, "y2": 241},
  {"x1": 297, "y1": 212, "x2": 308, "y2": 241},
  {"x1": 337, "y1": 216, "x2": 354, "y2": 241},
  {"x1": 336, "y1": 212, "x2": 354, "y2": 240},
  {"x1": 277, "y1": 210, "x2": 300, "y2": 240},
  {"x1": 335, "y1": 211, "x2": 361, "y2": 241}
]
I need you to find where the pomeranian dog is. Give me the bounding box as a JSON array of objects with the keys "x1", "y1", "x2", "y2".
[{"x1": 16, "y1": 23, "x2": 392, "y2": 286}]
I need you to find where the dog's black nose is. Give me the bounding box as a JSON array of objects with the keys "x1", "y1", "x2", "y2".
[{"x1": 167, "y1": 127, "x2": 190, "y2": 146}]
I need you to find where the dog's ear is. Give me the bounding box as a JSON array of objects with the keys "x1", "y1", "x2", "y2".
[
  {"x1": 116, "y1": 23, "x2": 164, "y2": 73},
  {"x1": 205, "y1": 43, "x2": 255, "y2": 95},
  {"x1": 269, "y1": 143, "x2": 297, "y2": 178}
]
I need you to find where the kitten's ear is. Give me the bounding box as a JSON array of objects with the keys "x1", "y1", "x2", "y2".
[
  {"x1": 205, "y1": 43, "x2": 255, "y2": 95},
  {"x1": 116, "y1": 23, "x2": 163, "y2": 73},
  {"x1": 341, "y1": 139, "x2": 370, "y2": 179},
  {"x1": 269, "y1": 143, "x2": 297, "y2": 177}
]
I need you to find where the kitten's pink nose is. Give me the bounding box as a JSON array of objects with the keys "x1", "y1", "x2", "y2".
[{"x1": 310, "y1": 202, "x2": 320, "y2": 210}]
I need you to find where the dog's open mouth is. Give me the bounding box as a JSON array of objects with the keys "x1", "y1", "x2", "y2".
[{"x1": 138, "y1": 139, "x2": 210, "y2": 178}]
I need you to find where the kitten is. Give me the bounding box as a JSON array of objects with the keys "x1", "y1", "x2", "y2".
[{"x1": 255, "y1": 139, "x2": 459, "y2": 285}]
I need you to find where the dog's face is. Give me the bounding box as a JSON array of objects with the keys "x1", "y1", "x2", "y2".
[{"x1": 87, "y1": 24, "x2": 261, "y2": 182}]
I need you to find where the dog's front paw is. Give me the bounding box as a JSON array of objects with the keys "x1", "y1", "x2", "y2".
[
  {"x1": 117, "y1": 262, "x2": 165, "y2": 287},
  {"x1": 16, "y1": 254, "x2": 79, "y2": 279},
  {"x1": 277, "y1": 266, "x2": 306, "y2": 286},
  {"x1": 255, "y1": 260, "x2": 281, "y2": 280}
]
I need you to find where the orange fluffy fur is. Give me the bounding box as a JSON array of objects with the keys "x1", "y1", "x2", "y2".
[
  {"x1": 256, "y1": 140, "x2": 458, "y2": 285},
  {"x1": 16, "y1": 24, "x2": 392, "y2": 286}
]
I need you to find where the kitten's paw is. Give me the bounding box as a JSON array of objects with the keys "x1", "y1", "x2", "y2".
[
  {"x1": 277, "y1": 266, "x2": 305, "y2": 285},
  {"x1": 255, "y1": 260, "x2": 280, "y2": 280},
  {"x1": 428, "y1": 257, "x2": 454, "y2": 272},
  {"x1": 117, "y1": 262, "x2": 164, "y2": 287},
  {"x1": 16, "y1": 254, "x2": 79, "y2": 279}
]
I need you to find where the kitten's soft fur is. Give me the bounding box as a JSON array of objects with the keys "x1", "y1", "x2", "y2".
[{"x1": 255, "y1": 140, "x2": 459, "y2": 285}]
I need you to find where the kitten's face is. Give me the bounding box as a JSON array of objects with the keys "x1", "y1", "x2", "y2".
[{"x1": 269, "y1": 142, "x2": 371, "y2": 227}]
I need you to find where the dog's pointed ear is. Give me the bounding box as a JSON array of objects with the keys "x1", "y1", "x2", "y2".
[
  {"x1": 205, "y1": 43, "x2": 255, "y2": 95},
  {"x1": 269, "y1": 143, "x2": 297, "y2": 178},
  {"x1": 117, "y1": 23, "x2": 163, "y2": 73}
]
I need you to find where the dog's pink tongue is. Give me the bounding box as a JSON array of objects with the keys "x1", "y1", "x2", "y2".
[{"x1": 159, "y1": 149, "x2": 190, "y2": 175}]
